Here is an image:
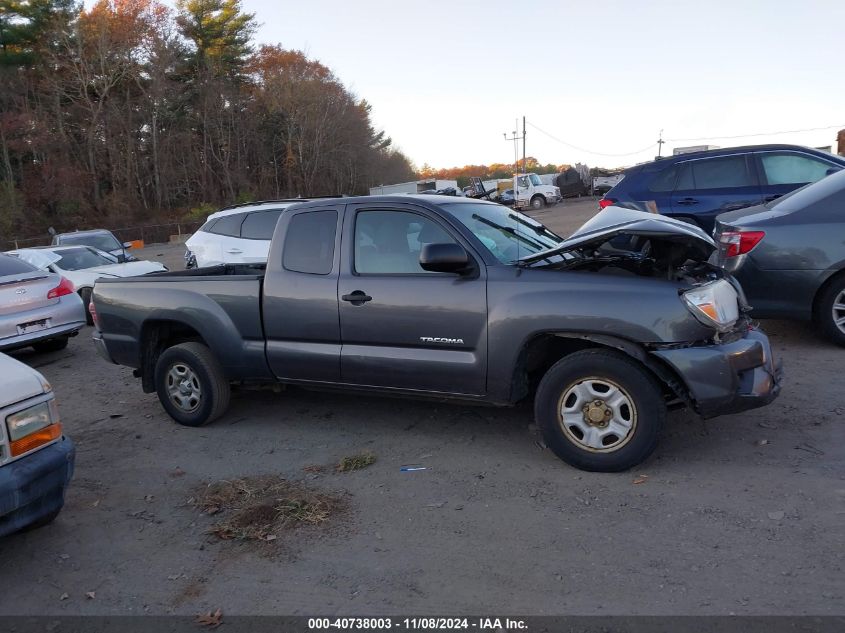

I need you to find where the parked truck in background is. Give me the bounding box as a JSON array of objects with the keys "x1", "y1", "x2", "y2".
[{"x1": 513, "y1": 173, "x2": 560, "y2": 209}]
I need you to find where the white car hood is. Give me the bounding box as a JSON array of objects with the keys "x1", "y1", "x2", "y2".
[
  {"x1": 62, "y1": 260, "x2": 166, "y2": 288},
  {"x1": 0, "y1": 353, "x2": 47, "y2": 404}
]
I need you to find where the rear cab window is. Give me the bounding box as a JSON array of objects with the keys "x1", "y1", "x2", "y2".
[{"x1": 282, "y1": 211, "x2": 338, "y2": 275}]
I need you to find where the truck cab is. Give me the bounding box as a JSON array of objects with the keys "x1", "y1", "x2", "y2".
[{"x1": 513, "y1": 173, "x2": 560, "y2": 210}]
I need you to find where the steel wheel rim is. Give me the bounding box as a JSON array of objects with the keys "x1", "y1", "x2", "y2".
[
  {"x1": 557, "y1": 377, "x2": 637, "y2": 453},
  {"x1": 166, "y1": 362, "x2": 202, "y2": 412},
  {"x1": 833, "y1": 289, "x2": 845, "y2": 335}
]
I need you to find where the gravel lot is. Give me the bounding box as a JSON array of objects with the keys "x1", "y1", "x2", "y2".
[{"x1": 1, "y1": 198, "x2": 843, "y2": 616}]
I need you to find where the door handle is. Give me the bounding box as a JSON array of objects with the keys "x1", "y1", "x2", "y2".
[
  {"x1": 342, "y1": 290, "x2": 372, "y2": 305},
  {"x1": 676, "y1": 197, "x2": 698, "y2": 205},
  {"x1": 226, "y1": 248, "x2": 243, "y2": 254}
]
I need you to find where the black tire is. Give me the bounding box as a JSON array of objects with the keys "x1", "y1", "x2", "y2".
[
  {"x1": 534, "y1": 349, "x2": 666, "y2": 472},
  {"x1": 530, "y1": 196, "x2": 545, "y2": 210},
  {"x1": 154, "y1": 342, "x2": 231, "y2": 427},
  {"x1": 79, "y1": 287, "x2": 93, "y2": 325},
  {"x1": 815, "y1": 274, "x2": 845, "y2": 347},
  {"x1": 32, "y1": 337, "x2": 69, "y2": 353}
]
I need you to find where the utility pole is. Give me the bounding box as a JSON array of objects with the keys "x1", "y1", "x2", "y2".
[
  {"x1": 504, "y1": 119, "x2": 524, "y2": 175},
  {"x1": 657, "y1": 129, "x2": 665, "y2": 158},
  {"x1": 522, "y1": 116, "x2": 526, "y2": 175}
]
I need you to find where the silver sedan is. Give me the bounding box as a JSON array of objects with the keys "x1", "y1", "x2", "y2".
[{"x1": 0, "y1": 253, "x2": 86, "y2": 353}]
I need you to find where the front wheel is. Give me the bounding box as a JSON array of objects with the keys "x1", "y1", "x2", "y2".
[
  {"x1": 530, "y1": 196, "x2": 545, "y2": 210},
  {"x1": 534, "y1": 349, "x2": 666, "y2": 472},
  {"x1": 815, "y1": 275, "x2": 845, "y2": 347},
  {"x1": 154, "y1": 342, "x2": 231, "y2": 426}
]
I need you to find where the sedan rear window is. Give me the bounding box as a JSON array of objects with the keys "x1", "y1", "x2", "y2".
[
  {"x1": 241, "y1": 209, "x2": 284, "y2": 239},
  {"x1": 0, "y1": 254, "x2": 38, "y2": 276},
  {"x1": 59, "y1": 232, "x2": 121, "y2": 252},
  {"x1": 207, "y1": 212, "x2": 246, "y2": 237}
]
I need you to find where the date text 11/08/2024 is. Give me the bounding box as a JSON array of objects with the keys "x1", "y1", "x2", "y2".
[{"x1": 307, "y1": 617, "x2": 527, "y2": 630}]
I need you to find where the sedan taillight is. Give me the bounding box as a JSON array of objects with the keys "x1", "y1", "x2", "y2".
[
  {"x1": 47, "y1": 277, "x2": 75, "y2": 299},
  {"x1": 718, "y1": 230, "x2": 765, "y2": 258}
]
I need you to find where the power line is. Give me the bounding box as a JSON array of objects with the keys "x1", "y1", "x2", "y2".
[
  {"x1": 526, "y1": 121, "x2": 657, "y2": 158},
  {"x1": 666, "y1": 124, "x2": 845, "y2": 143}
]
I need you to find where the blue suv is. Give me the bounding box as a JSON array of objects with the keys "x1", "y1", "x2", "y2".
[{"x1": 601, "y1": 144, "x2": 845, "y2": 233}]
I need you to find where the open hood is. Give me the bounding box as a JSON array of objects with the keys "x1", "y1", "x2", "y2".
[{"x1": 520, "y1": 206, "x2": 715, "y2": 264}]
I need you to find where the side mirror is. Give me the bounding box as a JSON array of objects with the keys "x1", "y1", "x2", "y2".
[
  {"x1": 419, "y1": 243, "x2": 470, "y2": 274},
  {"x1": 123, "y1": 241, "x2": 133, "y2": 249}
]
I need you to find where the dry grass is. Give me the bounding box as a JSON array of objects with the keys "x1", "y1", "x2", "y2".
[
  {"x1": 191, "y1": 475, "x2": 342, "y2": 542},
  {"x1": 336, "y1": 452, "x2": 376, "y2": 473}
]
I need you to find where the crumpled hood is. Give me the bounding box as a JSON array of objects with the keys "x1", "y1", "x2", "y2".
[{"x1": 521, "y1": 206, "x2": 716, "y2": 263}]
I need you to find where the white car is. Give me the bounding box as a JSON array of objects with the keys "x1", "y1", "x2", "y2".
[
  {"x1": 185, "y1": 200, "x2": 306, "y2": 268},
  {"x1": 7, "y1": 246, "x2": 167, "y2": 324}
]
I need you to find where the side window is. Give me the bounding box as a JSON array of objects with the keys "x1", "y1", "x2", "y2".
[
  {"x1": 760, "y1": 153, "x2": 838, "y2": 186},
  {"x1": 208, "y1": 212, "x2": 246, "y2": 237},
  {"x1": 354, "y1": 210, "x2": 456, "y2": 274},
  {"x1": 690, "y1": 156, "x2": 754, "y2": 189},
  {"x1": 648, "y1": 166, "x2": 678, "y2": 192},
  {"x1": 241, "y1": 209, "x2": 284, "y2": 239},
  {"x1": 282, "y1": 210, "x2": 337, "y2": 275}
]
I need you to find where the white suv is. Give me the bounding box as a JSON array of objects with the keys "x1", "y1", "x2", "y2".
[{"x1": 185, "y1": 200, "x2": 306, "y2": 268}]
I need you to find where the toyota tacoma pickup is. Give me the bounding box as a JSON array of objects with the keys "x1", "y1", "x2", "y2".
[{"x1": 91, "y1": 196, "x2": 782, "y2": 472}]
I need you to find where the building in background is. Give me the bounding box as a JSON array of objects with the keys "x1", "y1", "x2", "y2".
[{"x1": 673, "y1": 145, "x2": 720, "y2": 156}]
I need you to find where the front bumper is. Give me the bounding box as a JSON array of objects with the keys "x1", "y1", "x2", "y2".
[
  {"x1": 0, "y1": 437, "x2": 75, "y2": 537},
  {"x1": 651, "y1": 328, "x2": 783, "y2": 419}
]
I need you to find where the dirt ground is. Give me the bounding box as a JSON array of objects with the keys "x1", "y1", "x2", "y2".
[{"x1": 1, "y1": 198, "x2": 843, "y2": 616}]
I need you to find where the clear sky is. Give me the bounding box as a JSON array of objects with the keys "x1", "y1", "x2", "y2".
[{"x1": 236, "y1": 0, "x2": 843, "y2": 170}]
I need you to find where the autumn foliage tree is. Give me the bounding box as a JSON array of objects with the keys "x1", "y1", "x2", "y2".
[{"x1": 0, "y1": 0, "x2": 415, "y2": 239}]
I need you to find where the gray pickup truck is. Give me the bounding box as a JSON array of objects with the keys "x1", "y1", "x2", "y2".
[{"x1": 91, "y1": 196, "x2": 782, "y2": 472}]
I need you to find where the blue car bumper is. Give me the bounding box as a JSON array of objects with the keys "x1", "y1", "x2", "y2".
[{"x1": 0, "y1": 437, "x2": 75, "y2": 537}]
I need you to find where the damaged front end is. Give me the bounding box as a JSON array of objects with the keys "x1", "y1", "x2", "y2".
[
  {"x1": 521, "y1": 206, "x2": 754, "y2": 342},
  {"x1": 520, "y1": 207, "x2": 782, "y2": 416}
]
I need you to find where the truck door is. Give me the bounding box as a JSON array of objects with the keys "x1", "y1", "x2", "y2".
[
  {"x1": 337, "y1": 202, "x2": 488, "y2": 395},
  {"x1": 262, "y1": 205, "x2": 343, "y2": 382}
]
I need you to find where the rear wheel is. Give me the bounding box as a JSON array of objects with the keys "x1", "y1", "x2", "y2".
[
  {"x1": 155, "y1": 342, "x2": 231, "y2": 426},
  {"x1": 79, "y1": 287, "x2": 93, "y2": 325},
  {"x1": 32, "y1": 337, "x2": 69, "y2": 353},
  {"x1": 534, "y1": 349, "x2": 665, "y2": 472},
  {"x1": 815, "y1": 275, "x2": 845, "y2": 346},
  {"x1": 530, "y1": 195, "x2": 545, "y2": 210}
]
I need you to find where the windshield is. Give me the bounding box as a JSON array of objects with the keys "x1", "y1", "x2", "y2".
[
  {"x1": 529, "y1": 174, "x2": 542, "y2": 186},
  {"x1": 441, "y1": 202, "x2": 563, "y2": 263},
  {"x1": 53, "y1": 247, "x2": 115, "y2": 271},
  {"x1": 60, "y1": 233, "x2": 121, "y2": 252}
]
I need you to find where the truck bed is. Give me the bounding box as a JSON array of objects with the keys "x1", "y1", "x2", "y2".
[{"x1": 92, "y1": 264, "x2": 271, "y2": 380}]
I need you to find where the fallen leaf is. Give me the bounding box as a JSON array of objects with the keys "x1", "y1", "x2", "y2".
[
  {"x1": 85, "y1": 592, "x2": 96, "y2": 600},
  {"x1": 144, "y1": 494, "x2": 154, "y2": 502},
  {"x1": 633, "y1": 474, "x2": 649, "y2": 485},
  {"x1": 756, "y1": 439, "x2": 770, "y2": 446},
  {"x1": 262, "y1": 534, "x2": 277, "y2": 542},
  {"x1": 59, "y1": 593, "x2": 69, "y2": 601},
  {"x1": 195, "y1": 608, "x2": 223, "y2": 628},
  {"x1": 92, "y1": 499, "x2": 100, "y2": 507}
]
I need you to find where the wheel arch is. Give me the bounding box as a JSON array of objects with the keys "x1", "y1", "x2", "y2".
[
  {"x1": 138, "y1": 319, "x2": 209, "y2": 393},
  {"x1": 509, "y1": 331, "x2": 689, "y2": 406},
  {"x1": 812, "y1": 267, "x2": 845, "y2": 318}
]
